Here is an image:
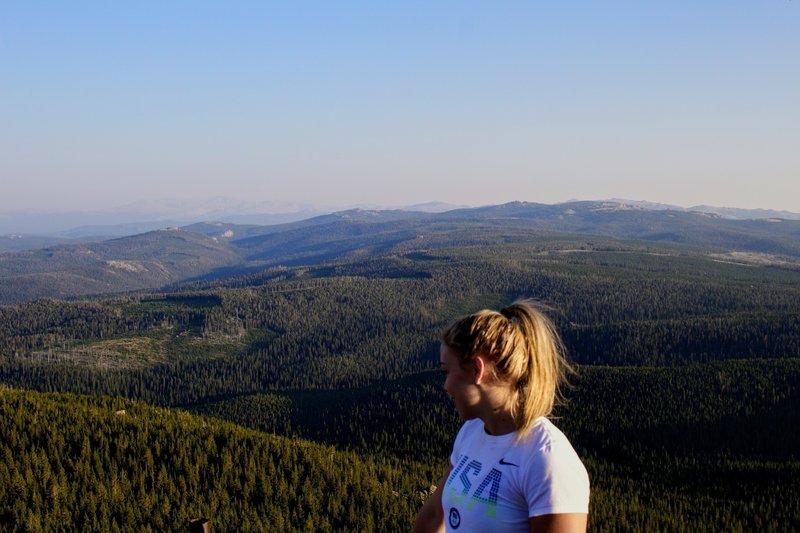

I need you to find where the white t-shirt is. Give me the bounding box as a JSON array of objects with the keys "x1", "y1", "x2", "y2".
[{"x1": 441, "y1": 417, "x2": 589, "y2": 532}]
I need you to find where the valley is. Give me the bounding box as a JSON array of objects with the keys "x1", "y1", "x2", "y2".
[{"x1": 1, "y1": 203, "x2": 799, "y2": 530}]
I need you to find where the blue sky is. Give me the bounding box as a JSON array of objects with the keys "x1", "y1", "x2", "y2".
[{"x1": 2, "y1": 1, "x2": 798, "y2": 214}]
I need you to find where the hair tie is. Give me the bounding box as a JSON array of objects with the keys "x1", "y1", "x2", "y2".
[{"x1": 500, "y1": 308, "x2": 520, "y2": 327}]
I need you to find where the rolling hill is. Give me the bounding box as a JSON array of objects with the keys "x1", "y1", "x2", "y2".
[
  {"x1": 2, "y1": 200, "x2": 800, "y2": 304},
  {"x1": 0, "y1": 229, "x2": 241, "y2": 304}
]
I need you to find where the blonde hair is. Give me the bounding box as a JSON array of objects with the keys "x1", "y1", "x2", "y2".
[{"x1": 440, "y1": 299, "x2": 571, "y2": 440}]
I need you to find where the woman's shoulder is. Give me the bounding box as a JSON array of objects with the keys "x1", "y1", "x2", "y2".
[
  {"x1": 451, "y1": 418, "x2": 485, "y2": 453},
  {"x1": 515, "y1": 419, "x2": 591, "y2": 515},
  {"x1": 517, "y1": 418, "x2": 583, "y2": 464},
  {"x1": 462, "y1": 418, "x2": 485, "y2": 433},
  {"x1": 454, "y1": 418, "x2": 487, "y2": 439},
  {"x1": 532, "y1": 417, "x2": 572, "y2": 442}
]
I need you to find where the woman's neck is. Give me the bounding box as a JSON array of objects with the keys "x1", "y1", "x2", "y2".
[
  {"x1": 481, "y1": 412, "x2": 518, "y2": 436},
  {"x1": 475, "y1": 368, "x2": 518, "y2": 435},
  {"x1": 479, "y1": 391, "x2": 518, "y2": 436}
]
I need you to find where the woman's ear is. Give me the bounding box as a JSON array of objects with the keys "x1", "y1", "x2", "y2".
[{"x1": 473, "y1": 356, "x2": 487, "y2": 385}]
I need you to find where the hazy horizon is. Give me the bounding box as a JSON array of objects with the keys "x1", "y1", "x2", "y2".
[
  {"x1": 3, "y1": 2, "x2": 799, "y2": 214},
  {"x1": 3, "y1": 194, "x2": 799, "y2": 216}
]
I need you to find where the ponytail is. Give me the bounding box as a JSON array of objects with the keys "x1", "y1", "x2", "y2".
[{"x1": 440, "y1": 299, "x2": 571, "y2": 441}]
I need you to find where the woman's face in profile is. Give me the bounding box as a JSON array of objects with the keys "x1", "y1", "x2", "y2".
[{"x1": 440, "y1": 343, "x2": 481, "y2": 420}]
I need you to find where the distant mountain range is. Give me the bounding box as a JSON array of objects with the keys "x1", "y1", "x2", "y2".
[
  {"x1": 2, "y1": 198, "x2": 797, "y2": 240},
  {"x1": 0, "y1": 201, "x2": 470, "y2": 247},
  {"x1": 1, "y1": 200, "x2": 799, "y2": 304},
  {"x1": 606, "y1": 199, "x2": 800, "y2": 221}
]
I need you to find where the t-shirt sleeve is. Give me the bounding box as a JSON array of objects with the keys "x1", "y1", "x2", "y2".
[{"x1": 523, "y1": 437, "x2": 590, "y2": 517}]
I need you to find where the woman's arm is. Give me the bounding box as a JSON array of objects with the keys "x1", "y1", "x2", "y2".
[
  {"x1": 412, "y1": 465, "x2": 452, "y2": 533},
  {"x1": 529, "y1": 513, "x2": 587, "y2": 533}
]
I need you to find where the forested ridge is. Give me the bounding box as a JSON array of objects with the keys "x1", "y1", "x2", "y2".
[
  {"x1": 0, "y1": 387, "x2": 434, "y2": 531},
  {"x1": 3, "y1": 359, "x2": 798, "y2": 531},
  {"x1": 1, "y1": 234, "x2": 799, "y2": 530}
]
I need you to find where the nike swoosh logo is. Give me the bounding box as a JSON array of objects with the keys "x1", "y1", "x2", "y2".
[{"x1": 499, "y1": 458, "x2": 519, "y2": 467}]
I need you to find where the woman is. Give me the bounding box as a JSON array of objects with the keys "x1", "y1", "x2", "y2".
[{"x1": 414, "y1": 300, "x2": 589, "y2": 532}]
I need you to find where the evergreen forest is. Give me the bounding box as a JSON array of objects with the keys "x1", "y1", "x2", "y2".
[{"x1": 1, "y1": 230, "x2": 799, "y2": 531}]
